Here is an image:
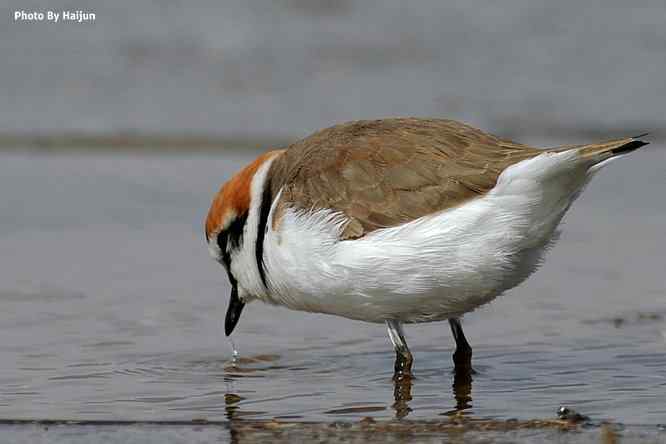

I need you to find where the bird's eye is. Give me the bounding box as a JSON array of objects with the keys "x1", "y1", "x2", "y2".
[
  {"x1": 216, "y1": 231, "x2": 231, "y2": 269},
  {"x1": 225, "y1": 213, "x2": 248, "y2": 251},
  {"x1": 216, "y1": 212, "x2": 249, "y2": 269}
]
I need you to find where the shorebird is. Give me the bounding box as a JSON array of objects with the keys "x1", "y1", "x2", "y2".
[{"x1": 204, "y1": 118, "x2": 647, "y2": 378}]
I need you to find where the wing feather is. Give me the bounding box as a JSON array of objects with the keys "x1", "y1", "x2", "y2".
[{"x1": 269, "y1": 118, "x2": 541, "y2": 239}]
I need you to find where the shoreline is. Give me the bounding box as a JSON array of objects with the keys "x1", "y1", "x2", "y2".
[{"x1": 0, "y1": 124, "x2": 661, "y2": 152}]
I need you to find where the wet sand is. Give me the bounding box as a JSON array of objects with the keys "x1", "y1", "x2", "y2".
[{"x1": 1, "y1": 416, "x2": 664, "y2": 443}]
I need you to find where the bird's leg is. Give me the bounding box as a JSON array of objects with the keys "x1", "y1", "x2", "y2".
[
  {"x1": 448, "y1": 318, "x2": 474, "y2": 376},
  {"x1": 386, "y1": 320, "x2": 413, "y2": 381},
  {"x1": 447, "y1": 318, "x2": 474, "y2": 412}
]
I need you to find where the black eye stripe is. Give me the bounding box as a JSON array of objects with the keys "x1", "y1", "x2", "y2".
[
  {"x1": 227, "y1": 212, "x2": 248, "y2": 251},
  {"x1": 216, "y1": 212, "x2": 248, "y2": 269},
  {"x1": 216, "y1": 231, "x2": 231, "y2": 268},
  {"x1": 213, "y1": 178, "x2": 271, "y2": 291}
]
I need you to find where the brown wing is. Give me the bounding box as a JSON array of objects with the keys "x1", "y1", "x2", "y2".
[{"x1": 269, "y1": 118, "x2": 542, "y2": 239}]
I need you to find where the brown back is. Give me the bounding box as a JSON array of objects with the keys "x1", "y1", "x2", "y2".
[{"x1": 268, "y1": 118, "x2": 544, "y2": 239}]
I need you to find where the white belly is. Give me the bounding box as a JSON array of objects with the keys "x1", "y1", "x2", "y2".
[{"x1": 259, "y1": 150, "x2": 593, "y2": 323}]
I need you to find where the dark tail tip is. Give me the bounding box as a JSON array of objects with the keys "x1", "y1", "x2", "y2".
[{"x1": 611, "y1": 139, "x2": 649, "y2": 155}]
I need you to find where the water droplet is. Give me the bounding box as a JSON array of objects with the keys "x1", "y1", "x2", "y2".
[{"x1": 228, "y1": 337, "x2": 239, "y2": 365}]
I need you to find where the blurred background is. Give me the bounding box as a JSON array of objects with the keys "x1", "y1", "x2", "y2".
[
  {"x1": 1, "y1": 0, "x2": 665, "y2": 437},
  {"x1": 2, "y1": 0, "x2": 665, "y2": 142}
]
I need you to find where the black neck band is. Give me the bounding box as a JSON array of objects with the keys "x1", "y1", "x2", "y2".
[{"x1": 255, "y1": 177, "x2": 273, "y2": 289}]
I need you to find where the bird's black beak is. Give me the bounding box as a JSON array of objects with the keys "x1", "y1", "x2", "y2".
[{"x1": 225, "y1": 283, "x2": 245, "y2": 336}]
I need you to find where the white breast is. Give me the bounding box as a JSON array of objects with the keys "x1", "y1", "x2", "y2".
[{"x1": 257, "y1": 149, "x2": 596, "y2": 323}]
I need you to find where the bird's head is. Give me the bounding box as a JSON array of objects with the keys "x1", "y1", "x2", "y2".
[{"x1": 205, "y1": 150, "x2": 282, "y2": 336}]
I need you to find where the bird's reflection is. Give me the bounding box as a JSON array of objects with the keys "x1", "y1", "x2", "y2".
[
  {"x1": 392, "y1": 374, "x2": 413, "y2": 419},
  {"x1": 392, "y1": 367, "x2": 474, "y2": 419},
  {"x1": 451, "y1": 368, "x2": 473, "y2": 412},
  {"x1": 224, "y1": 390, "x2": 242, "y2": 420},
  {"x1": 223, "y1": 352, "x2": 474, "y2": 423}
]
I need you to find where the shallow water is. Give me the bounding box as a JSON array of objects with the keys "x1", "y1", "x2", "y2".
[{"x1": 0, "y1": 144, "x2": 665, "y2": 433}]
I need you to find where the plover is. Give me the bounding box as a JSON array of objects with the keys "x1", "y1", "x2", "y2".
[{"x1": 205, "y1": 118, "x2": 647, "y2": 378}]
